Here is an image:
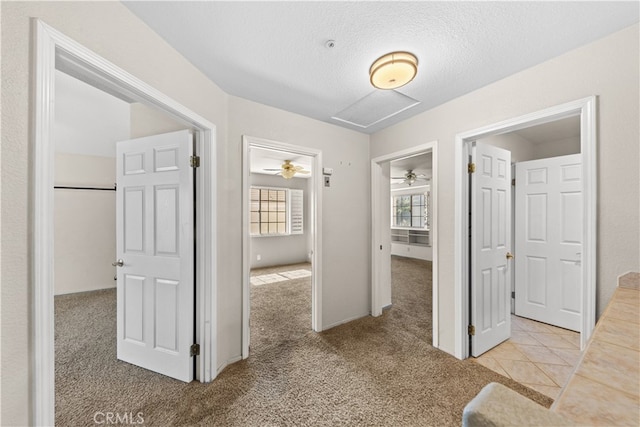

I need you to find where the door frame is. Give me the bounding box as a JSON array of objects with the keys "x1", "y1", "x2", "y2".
[
  {"x1": 371, "y1": 141, "x2": 439, "y2": 348},
  {"x1": 32, "y1": 20, "x2": 218, "y2": 425},
  {"x1": 453, "y1": 96, "x2": 597, "y2": 359},
  {"x1": 241, "y1": 136, "x2": 323, "y2": 358}
]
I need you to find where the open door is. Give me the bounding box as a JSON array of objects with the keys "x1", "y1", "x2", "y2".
[
  {"x1": 470, "y1": 142, "x2": 512, "y2": 357},
  {"x1": 115, "y1": 129, "x2": 195, "y2": 382},
  {"x1": 515, "y1": 154, "x2": 582, "y2": 331}
]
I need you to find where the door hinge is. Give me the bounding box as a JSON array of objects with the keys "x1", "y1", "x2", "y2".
[
  {"x1": 511, "y1": 291, "x2": 516, "y2": 299},
  {"x1": 512, "y1": 178, "x2": 516, "y2": 186},
  {"x1": 190, "y1": 343, "x2": 200, "y2": 357},
  {"x1": 190, "y1": 155, "x2": 200, "y2": 168},
  {"x1": 468, "y1": 325, "x2": 475, "y2": 336},
  {"x1": 468, "y1": 162, "x2": 476, "y2": 174}
]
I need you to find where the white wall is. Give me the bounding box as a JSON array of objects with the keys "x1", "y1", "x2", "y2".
[
  {"x1": 53, "y1": 70, "x2": 128, "y2": 296},
  {"x1": 55, "y1": 70, "x2": 131, "y2": 157},
  {"x1": 249, "y1": 174, "x2": 311, "y2": 269},
  {"x1": 228, "y1": 96, "x2": 371, "y2": 337},
  {"x1": 2, "y1": 3, "x2": 228, "y2": 424},
  {"x1": 54, "y1": 154, "x2": 117, "y2": 295},
  {"x1": 371, "y1": 23, "x2": 640, "y2": 356}
]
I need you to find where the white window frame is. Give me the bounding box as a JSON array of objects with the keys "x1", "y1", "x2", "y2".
[{"x1": 250, "y1": 186, "x2": 292, "y2": 237}]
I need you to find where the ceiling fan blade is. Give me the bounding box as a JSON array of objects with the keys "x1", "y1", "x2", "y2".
[
  {"x1": 263, "y1": 168, "x2": 282, "y2": 171},
  {"x1": 297, "y1": 170, "x2": 310, "y2": 174}
]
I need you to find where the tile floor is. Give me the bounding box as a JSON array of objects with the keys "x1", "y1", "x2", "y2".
[
  {"x1": 473, "y1": 315, "x2": 582, "y2": 400},
  {"x1": 553, "y1": 282, "x2": 640, "y2": 425},
  {"x1": 250, "y1": 268, "x2": 311, "y2": 286}
]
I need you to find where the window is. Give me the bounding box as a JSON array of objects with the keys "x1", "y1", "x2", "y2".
[
  {"x1": 250, "y1": 187, "x2": 303, "y2": 236},
  {"x1": 392, "y1": 193, "x2": 428, "y2": 228}
]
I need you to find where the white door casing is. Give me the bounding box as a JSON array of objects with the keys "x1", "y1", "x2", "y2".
[
  {"x1": 471, "y1": 142, "x2": 512, "y2": 357},
  {"x1": 379, "y1": 161, "x2": 393, "y2": 308},
  {"x1": 515, "y1": 154, "x2": 582, "y2": 331},
  {"x1": 116, "y1": 130, "x2": 195, "y2": 382}
]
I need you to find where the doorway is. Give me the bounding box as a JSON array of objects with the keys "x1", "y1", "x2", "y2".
[
  {"x1": 241, "y1": 136, "x2": 323, "y2": 358},
  {"x1": 33, "y1": 20, "x2": 218, "y2": 424},
  {"x1": 371, "y1": 141, "x2": 439, "y2": 347},
  {"x1": 453, "y1": 96, "x2": 597, "y2": 360}
]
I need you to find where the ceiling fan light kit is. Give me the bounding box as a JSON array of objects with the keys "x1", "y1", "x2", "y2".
[
  {"x1": 369, "y1": 51, "x2": 418, "y2": 90},
  {"x1": 392, "y1": 169, "x2": 428, "y2": 186},
  {"x1": 264, "y1": 160, "x2": 311, "y2": 179}
]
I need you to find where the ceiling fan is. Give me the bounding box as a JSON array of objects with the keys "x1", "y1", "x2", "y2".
[
  {"x1": 264, "y1": 160, "x2": 310, "y2": 179},
  {"x1": 391, "y1": 170, "x2": 428, "y2": 186}
]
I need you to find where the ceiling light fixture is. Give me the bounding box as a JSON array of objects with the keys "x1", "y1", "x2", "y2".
[
  {"x1": 369, "y1": 51, "x2": 418, "y2": 90},
  {"x1": 281, "y1": 167, "x2": 296, "y2": 179}
]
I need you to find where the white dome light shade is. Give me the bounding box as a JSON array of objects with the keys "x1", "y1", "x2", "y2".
[{"x1": 369, "y1": 51, "x2": 418, "y2": 90}]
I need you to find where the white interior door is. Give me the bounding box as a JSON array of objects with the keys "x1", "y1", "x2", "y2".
[
  {"x1": 515, "y1": 154, "x2": 582, "y2": 331},
  {"x1": 471, "y1": 142, "x2": 512, "y2": 357},
  {"x1": 116, "y1": 129, "x2": 195, "y2": 382}
]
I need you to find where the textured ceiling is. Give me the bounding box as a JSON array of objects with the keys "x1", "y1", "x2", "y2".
[{"x1": 124, "y1": 1, "x2": 639, "y2": 134}]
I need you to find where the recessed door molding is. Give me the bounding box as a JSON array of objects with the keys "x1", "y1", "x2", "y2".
[
  {"x1": 32, "y1": 19, "x2": 218, "y2": 425},
  {"x1": 453, "y1": 96, "x2": 597, "y2": 359}
]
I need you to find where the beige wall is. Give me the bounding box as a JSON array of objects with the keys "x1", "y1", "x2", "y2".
[
  {"x1": 479, "y1": 132, "x2": 536, "y2": 162},
  {"x1": 480, "y1": 133, "x2": 580, "y2": 162},
  {"x1": 1, "y1": 3, "x2": 228, "y2": 424},
  {"x1": 533, "y1": 136, "x2": 580, "y2": 160},
  {"x1": 371, "y1": 24, "x2": 640, "y2": 355},
  {"x1": 130, "y1": 102, "x2": 190, "y2": 139}
]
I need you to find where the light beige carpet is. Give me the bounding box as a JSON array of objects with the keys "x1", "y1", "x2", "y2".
[{"x1": 55, "y1": 256, "x2": 551, "y2": 426}]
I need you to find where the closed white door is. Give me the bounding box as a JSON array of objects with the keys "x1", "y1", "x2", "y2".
[
  {"x1": 116, "y1": 130, "x2": 195, "y2": 382},
  {"x1": 471, "y1": 142, "x2": 512, "y2": 357},
  {"x1": 515, "y1": 154, "x2": 582, "y2": 331}
]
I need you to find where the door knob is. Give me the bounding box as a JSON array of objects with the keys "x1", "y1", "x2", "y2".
[
  {"x1": 112, "y1": 259, "x2": 124, "y2": 267},
  {"x1": 506, "y1": 252, "x2": 514, "y2": 260}
]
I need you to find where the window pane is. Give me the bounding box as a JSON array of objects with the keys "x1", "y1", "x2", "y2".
[
  {"x1": 250, "y1": 212, "x2": 259, "y2": 222},
  {"x1": 277, "y1": 190, "x2": 286, "y2": 201},
  {"x1": 277, "y1": 223, "x2": 286, "y2": 234},
  {"x1": 261, "y1": 223, "x2": 268, "y2": 234},
  {"x1": 250, "y1": 188, "x2": 260, "y2": 201},
  {"x1": 269, "y1": 212, "x2": 277, "y2": 222},
  {"x1": 269, "y1": 190, "x2": 278, "y2": 201},
  {"x1": 250, "y1": 201, "x2": 260, "y2": 212},
  {"x1": 250, "y1": 223, "x2": 259, "y2": 235},
  {"x1": 277, "y1": 212, "x2": 286, "y2": 222},
  {"x1": 269, "y1": 223, "x2": 277, "y2": 234},
  {"x1": 261, "y1": 212, "x2": 269, "y2": 222},
  {"x1": 277, "y1": 201, "x2": 286, "y2": 212}
]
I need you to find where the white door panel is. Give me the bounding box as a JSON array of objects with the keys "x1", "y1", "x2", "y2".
[
  {"x1": 116, "y1": 130, "x2": 195, "y2": 382},
  {"x1": 515, "y1": 154, "x2": 581, "y2": 331},
  {"x1": 471, "y1": 143, "x2": 512, "y2": 357}
]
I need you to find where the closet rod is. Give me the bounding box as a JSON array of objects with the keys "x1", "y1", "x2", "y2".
[{"x1": 54, "y1": 185, "x2": 116, "y2": 191}]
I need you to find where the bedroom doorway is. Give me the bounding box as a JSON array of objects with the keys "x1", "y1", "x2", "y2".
[
  {"x1": 241, "y1": 136, "x2": 323, "y2": 358},
  {"x1": 371, "y1": 141, "x2": 439, "y2": 348}
]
